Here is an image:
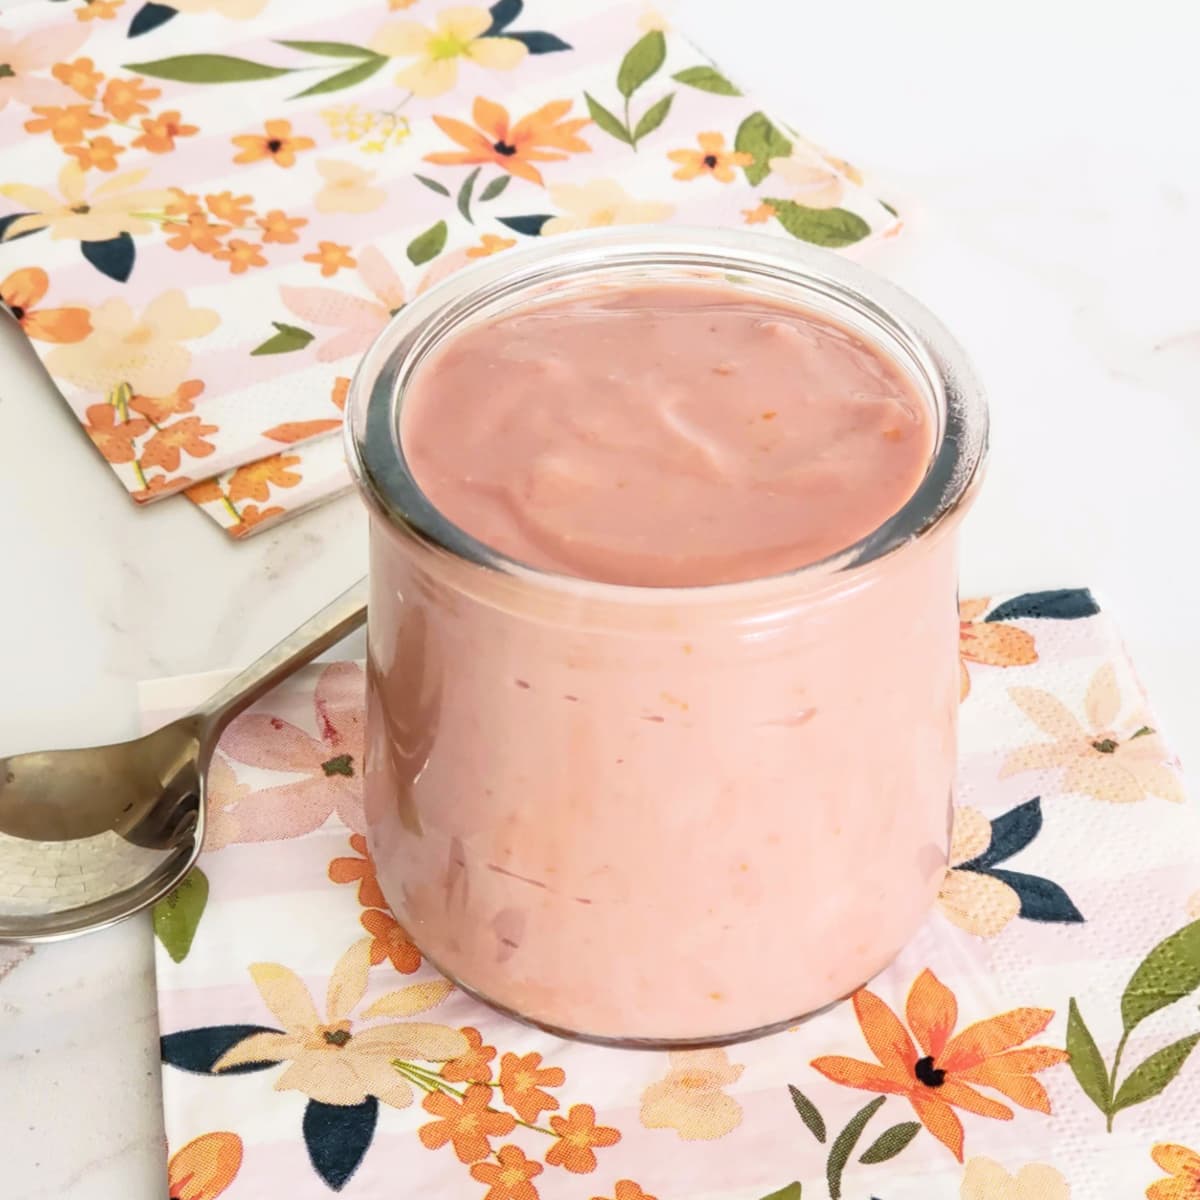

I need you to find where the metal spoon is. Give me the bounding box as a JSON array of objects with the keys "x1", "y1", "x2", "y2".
[{"x1": 0, "y1": 578, "x2": 368, "y2": 943}]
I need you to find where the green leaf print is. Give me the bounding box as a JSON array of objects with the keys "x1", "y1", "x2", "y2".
[
  {"x1": 787, "y1": 1084, "x2": 826, "y2": 1143},
  {"x1": 584, "y1": 92, "x2": 633, "y2": 146},
  {"x1": 633, "y1": 93, "x2": 674, "y2": 142},
  {"x1": 1066, "y1": 997, "x2": 1111, "y2": 1113},
  {"x1": 292, "y1": 56, "x2": 385, "y2": 98},
  {"x1": 457, "y1": 167, "x2": 481, "y2": 224},
  {"x1": 1112, "y1": 1033, "x2": 1200, "y2": 1113},
  {"x1": 414, "y1": 174, "x2": 451, "y2": 197},
  {"x1": 826, "y1": 1095, "x2": 885, "y2": 1200},
  {"x1": 1121, "y1": 918, "x2": 1200, "y2": 1033},
  {"x1": 275, "y1": 39, "x2": 379, "y2": 57},
  {"x1": 734, "y1": 110, "x2": 792, "y2": 186},
  {"x1": 124, "y1": 54, "x2": 294, "y2": 83},
  {"x1": 858, "y1": 1121, "x2": 921, "y2": 1164},
  {"x1": 478, "y1": 175, "x2": 511, "y2": 202},
  {"x1": 759, "y1": 1185, "x2": 803, "y2": 1200},
  {"x1": 763, "y1": 199, "x2": 871, "y2": 248},
  {"x1": 407, "y1": 220, "x2": 448, "y2": 266},
  {"x1": 153, "y1": 869, "x2": 208, "y2": 963},
  {"x1": 251, "y1": 322, "x2": 315, "y2": 356},
  {"x1": 673, "y1": 65, "x2": 742, "y2": 95},
  {"x1": 617, "y1": 30, "x2": 666, "y2": 97}
]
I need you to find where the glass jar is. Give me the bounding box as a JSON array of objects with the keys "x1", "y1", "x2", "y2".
[{"x1": 347, "y1": 228, "x2": 987, "y2": 1046}]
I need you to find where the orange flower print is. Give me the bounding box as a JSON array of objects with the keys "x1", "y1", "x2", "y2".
[
  {"x1": 304, "y1": 241, "x2": 357, "y2": 278},
  {"x1": 361, "y1": 909, "x2": 422, "y2": 973},
  {"x1": 959, "y1": 597, "x2": 1037, "y2": 699},
  {"x1": 470, "y1": 1144, "x2": 543, "y2": 1200},
  {"x1": 498, "y1": 1051, "x2": 564, "y2": 1123},
  {"x1": 668, "y1": 132, "x2": 753, "y2": 183},
  {"x1": 811, "y1": 968, "x2": 1068, "y2": 1161},
  {"x1": 166, "y1": 1131, "x2": 243, "y2": 1200},
  {"x1": 599, "y1": 1185, "x2": 657, "y2": 1200},
  {"x1": 64, "y1": 136, "x2": 125, "y2": 172},
  {"x1": 140, "y1": 416, "x2": 218, "y2": 473},
  {"x1": 101, "y1": 75, "x2": 159, "y2": 120},
  {"x1": 24, "y1": 103, "x2": 106, "y2": 144},
  {"x1": 328, "y1": 834, "x2": 387, "y2": 907},
  {"x1": 256, "y1": 209, "x2": 307, "y2": 244},
  {"x1": 214, "y1": 239, "x2": 267, "y2": 275},
  {"x1": 442, "y1": 1027, "x2": 497, "y2": 1084},
  {"x1": 467, "y1": 233, "x2": 516, "y2": 258},
  {"x1": 52, "y1": 57, "x2": 104, "y2": 100},
  {"x1": 229, "y1": 503, "x2": 284, "y2": 537},
  {"x1": 232, "y1": 118, "x2": 315, "y2": 167},
  {"x1": 133, "y1": 110, "x2": 198, "y2": 153},
  {"x1": 83, "y1": 401, "x2": 148, "y2": 463},
  {"x1": 164, "y1": 213, "x2": 231, "y2": 254},
  {"x1": 228, "y1": 453, "x2": 301, "y2": 504},
  {"x1": 133, "y1": 472, "x2": 191, "y2": 502},
  {"x1": 742, "y1": 202, "x2": 776, "y2": 225},
  {"x1": 426, "y1": 96, "x2": 591, "y2": 186},
  {"x1": 331, "y1": 376, "x2": 350, "y2": 411},
  {"x1": 1, "y1": 268, "x2": 90, "y2": 343},
  {"x1": 130, "y1": 379, "x2": 204, "y2": 425},
  {"x1": 546, "y1": 1104, "x2": 621, "y2": 1173},
  {"x1": 166, "y1": 188, "x2": 202, "y2": 216},
  {"x1": 420, "y1": 1084, "x2": 517, "y2": 1163},
  {"x1": 77, "y1": 0, "x2": 125, "y2": 21},
  {"x1": 205, "y1": 191, "x2": 253, "y2": 226},
  {"x1": 1148, "y1": 1143, "x2": 1200, "y2": 1200}
]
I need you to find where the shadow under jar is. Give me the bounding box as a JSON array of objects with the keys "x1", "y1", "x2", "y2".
[{"x1": 346, "y1": 228, "x2": 987, "y2": 1046}]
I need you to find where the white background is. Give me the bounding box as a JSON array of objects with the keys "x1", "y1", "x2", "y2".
[{"x1": 1, "y1": 0, "x2": 1198, "y2": 1195}]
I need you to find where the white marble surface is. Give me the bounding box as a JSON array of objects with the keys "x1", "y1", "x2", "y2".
[{"x1": 1, "y1": 0, "x2": 1198, "y2": 1195}]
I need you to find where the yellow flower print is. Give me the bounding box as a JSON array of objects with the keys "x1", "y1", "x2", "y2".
[
  {"x1": 45, "y1": 290, "x2": 218, "y2": 396},
  {"x1": 467, "y1": 233, "x2": 515, "y2": 258},
  {"x1": 541, "y1": 179, "x2": 674, "y2": 236},
  {"x1": 314, "y1": 158, "x2": 386, "y2": 214},
  {"x1": 1147, "y1": 1143, "x2": 1200, "y2": 1200},
  {"x1": 0, "y1": 163, "x2": 174, "y2": 242},
  {"x1": 212, "y1": 938, "x2": 468, "y2": 1107},
  {"x1": 667, "y1": 132, "x2": 753, "y2": 183},
  {"x1": 1002, "y1": 662, "x2": 1185, "y2": 804},
  {"x1": 639, "y1": 1048, "x2": 744, "y2": 1140},
  {"x1": 169, "y1": 0, "x2": 270, "y2": 15},
  {"x1": 766, "y1": 144, "x2": 848, "y2": 209},
  {"x1": 960, "y1": 1156, "x2": 1069, "y2": 1199},
  {"x1": 369, "y1": 6, "x2": 526, "y2": 98},
  {"x1": 937, "y1": 807, "x2": 1020, "y2": 937}
]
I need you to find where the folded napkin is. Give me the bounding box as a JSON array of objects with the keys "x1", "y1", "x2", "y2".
[
  {"x1": 0, "y1": 0, "x2": 898, "y2": 539},
  {"x1": 141, "y1": 589, "x2": 1199, "y2": 1199}
]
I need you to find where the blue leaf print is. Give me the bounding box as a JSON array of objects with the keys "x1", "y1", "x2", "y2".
[
  {"x1": 304, "y1": 1097, "x2": 378, "y2": 1191},
  {"x1": 128, "y1": 2, "x2": 178, "y2": 36},
  {"x1": 161, "y1": 1024, "x2": 282, "y2": 1075},
  {"x1": 497, "y1": 214, "x2": 554, "y2": 236},
  {"x1": 508, "y1": 31, "x2": 573, "y2": 53},
  {"x1": 485, "y1": 0, "x2": 522, "y2": 34},
  {"x1": 985, "y1": 589, "x2": 1100, "y2": 623},
  {"x1": 962, "y1": 797, "x2": 1042, "y2": 869},
  {"x1": 81, "y1": 234, "x2": 135, "y2": 282},
  {"x1": 988, "y1": 868, "x2": 1085, "y2": 923}
]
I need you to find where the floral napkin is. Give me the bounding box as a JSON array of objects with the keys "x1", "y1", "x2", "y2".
[
  {"x1": 141, "y1": 589, "x2": 1200, "y2": 1199},
  {"x1": 0, "y1": 0, "x2": 898, "y2": 539}
]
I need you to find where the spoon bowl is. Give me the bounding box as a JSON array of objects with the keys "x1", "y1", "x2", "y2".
[{"x1": 0, "y1": 579, "x2": 367, "y2": 943}]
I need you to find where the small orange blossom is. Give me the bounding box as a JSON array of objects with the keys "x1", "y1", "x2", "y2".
[
  {"x1": 64, "y1": 136, "x2": 125, "y2": 172},
  {"x1": 232, "y1": 118, "x2": 315, "y2": 167},
  {"x1": 498, "y1": 1050, "x2": 564, "y2": 1123},
  {"x1": 419, "y1": 1084, "x2": 516, "y2": 1163},
  {"x1": 133, "y1": 110, "x2": 198, "y2": 154},
  {"x1": 470, "y1": 1144, "x2": 543, "y2": 1200},
  {"x1": 24, "y1": 103, "x2": 106, "y2": 145},
  {"x1": 2, "y1": 268, "x2": 91, "y2": 343},
  {"x1": 304, "y1": 241, "x2": 356, "y2": 277},
  {"x1": 213, "y1": 238, "x2": 267, "y2": 275},
  {"x1": 667, "y1": 131, "x2": 753, "y2": 183},
  {"x1": 52, "y1": 57, "x2": 104, "y2": 99},
  {"x1": 546, "y1": 1103, "x2": 621, "y2": 1173}
]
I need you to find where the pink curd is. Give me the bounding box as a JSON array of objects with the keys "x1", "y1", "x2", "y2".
[{"x1": 362, "y1": 280, "x2": 962, "y2": 1043}]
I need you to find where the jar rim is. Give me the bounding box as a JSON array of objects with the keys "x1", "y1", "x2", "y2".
[{"x1": 346, "y1": 226, "x2": 988, "y2": 600}]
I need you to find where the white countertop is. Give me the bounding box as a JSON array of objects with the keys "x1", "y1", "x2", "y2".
[{"x1": 2, "y1": 0, "x2": 1198, "y2": 1194}]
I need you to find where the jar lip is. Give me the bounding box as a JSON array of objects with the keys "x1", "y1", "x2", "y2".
[{"x1": 346, "y1": 226, "x2": 988, "y2": 599}]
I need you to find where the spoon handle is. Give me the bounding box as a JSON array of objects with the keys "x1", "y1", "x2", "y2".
[{"x1": 194, "y1": 577, "x2": 368, "y2": 742}]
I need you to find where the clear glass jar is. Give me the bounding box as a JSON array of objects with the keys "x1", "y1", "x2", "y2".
[{"x1": 346, "y1": 228, "x2": 987, "y2": 1046}]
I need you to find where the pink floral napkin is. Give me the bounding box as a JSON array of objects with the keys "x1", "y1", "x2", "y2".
[
  {"x1": 0, "y1": 0, "x2": 899, "y2": 538},
  {"x1": 140, "y1": 589, "x2": 1200, "y2": 1199}
]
